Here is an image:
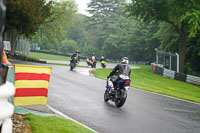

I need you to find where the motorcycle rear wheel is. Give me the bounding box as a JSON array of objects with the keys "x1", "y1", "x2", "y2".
[
  {"x1": 70, "y1": 64, "x2": 74, "y2": 71},
  {"x1": 104, "y1": 90, "x2": 109, "y2": 102},
  {"x1": 115, "y1": 89, "x2": 127, "y2": 108}
]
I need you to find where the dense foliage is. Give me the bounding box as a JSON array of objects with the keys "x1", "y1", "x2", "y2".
[
  {"x1": 32, "y1": 0, "x2": 77, "y2": 53},
  {"x1": 5, "y1": 0, "x2": 53, "y2": 51},
  {"x1": 33, "y1": 0, "x2": 199, "y2": 76},
  {"x1": 126, "y1": 0, "x2": 200, "y2": 73},
  {"x1": 6, "y1": 0, "x2": 52, "y2": 38}
]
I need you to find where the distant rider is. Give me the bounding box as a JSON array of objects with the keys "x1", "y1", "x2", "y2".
[
  {"x1": 71, "y1": 50, "x2": 80, "y2": 64},
  {"x1": 91, "y1": 53, "x2": 97, "y2": 62},
  {"x1": 90, "y1": 53, "x2": 97, "y2": 68},
  {"x1": 107, "y1": 57, "x2": 131, "y2": 91},
  {"x1": 100, "y1": 56, "x2": 105, "y2": 62}
]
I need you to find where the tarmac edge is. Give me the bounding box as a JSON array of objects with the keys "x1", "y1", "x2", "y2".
[{"x1": 46, "y1": 104, "x2": 98, "y2": 133}]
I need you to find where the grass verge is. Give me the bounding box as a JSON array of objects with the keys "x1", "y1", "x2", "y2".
[
  {"x1": 94, "y1": 65, "x2": 200, "y2": 103},
  {"x1": 47, "y1": 62, "x2": 88, "y2": 68},
  {"x1": 25, "y1": 113, "x2": 94, "y2": 133},
  {"x1": 30, "y1": 52, "x2": 71, "y2": 61},
  {"x1": 47, "y1": 62, "x2": 70, "y2": 66}
]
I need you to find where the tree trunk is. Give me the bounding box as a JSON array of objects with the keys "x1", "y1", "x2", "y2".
[{"x1": 179, "y1": 23, "x2": 188, "y2": 73}]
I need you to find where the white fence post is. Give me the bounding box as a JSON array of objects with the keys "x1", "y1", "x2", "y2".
[
  {"x1": 175, "y1": 53, "x2": 179, "y2": 73},
  {"x1": 0, "y1": 82, "x2": 15, "y2": 133}
]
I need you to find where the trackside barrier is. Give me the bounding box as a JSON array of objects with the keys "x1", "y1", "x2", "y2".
[
  {"x1": 151, "y1": 63, "x2": 200, "y2": 86},
  {"x1": 0, "y1": 82, "x2": 15, "y2": 133},
  {"x1": 163, "y1": 68, "x2": 175, "y2": 79},
  {"x1": 187, "y1": 75, "x2": 200, "y2": 86}
]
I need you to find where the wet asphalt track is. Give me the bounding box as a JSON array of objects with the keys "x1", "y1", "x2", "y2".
[
  {"x1": 46, "y1": 64, "x2": 200, "y2": 133},
  {"x1": 12, "y1": 61, "x2": 200, "y2": 133},
  {"x1": 41, "y1": 60, "x2": 140, "y2": 69}
]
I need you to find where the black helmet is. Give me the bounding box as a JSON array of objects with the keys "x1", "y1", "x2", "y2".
[
  {"x1": 121, "y1": 57, "x2": 129, "y2": 64},
  {"x1": 76, "y1": 50, "x2": 79, "y2": 53},
  {"x1": 92, "y1": 53, "x2": 95, "y2": 56}
]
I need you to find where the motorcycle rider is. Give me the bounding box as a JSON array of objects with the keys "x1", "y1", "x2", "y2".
[
  {"x1": 91, "y1": 53, "x2": 97, "y2": 61},
  {"x1": 90, "y1": 53, "x2": 97, "y2": 68},
  {"x1": 71, "y1": 50, "x2": 80, "y2": 64},
  {"x1": 100, "y1": 56, "x2": 106, "y2": 68},
  {"x1": 107, "y1": 57, "x2": 131, "y2": 92},
  {"x1": 100, "y1": 56, "x2": 105, "y2": 62}
]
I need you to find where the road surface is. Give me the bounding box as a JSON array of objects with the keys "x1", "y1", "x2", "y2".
[
  {"x1": 46, "y1": 64, "x2": 200, "y2": 133},
  {"x1": 42, "y1": 59, "x2": 140, "y2": 69}
]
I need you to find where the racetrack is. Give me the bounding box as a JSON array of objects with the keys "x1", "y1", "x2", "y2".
[
  {"x1": 41, "y1": 59, "x2": 140, "y2": 69},
  {"x1": 11, "y1": 61, "x2": 200, "y2": 133},
  {"x1": 47, "y1": 64, "x2": 200, "y2": 133}
]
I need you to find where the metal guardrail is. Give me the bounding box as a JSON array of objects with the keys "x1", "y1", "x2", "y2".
[
  {"x1": 187, "y1": 75, "x2": 200, "y2": 86},
  {"x1": 163, "y1": 68, "x2": 175, "y2": 79},
  {"x1": 151, "y1": 63, "x2": 200, "y2": 86},
  {"x1": 31, "y1": 50, "x2": 151, "y2": 65}
]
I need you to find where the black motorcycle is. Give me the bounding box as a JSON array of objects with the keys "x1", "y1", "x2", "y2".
[
  {"x1": 104, "y1": 75, "x2": 131, "y2": 108},
  {"x1": 70, "y1": 57, "x2": 78, "y2": 70}
]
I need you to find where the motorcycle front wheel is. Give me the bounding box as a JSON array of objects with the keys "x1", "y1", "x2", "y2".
[{"x1": 115, "y1": 89, "x2": 127, "y2": 108}]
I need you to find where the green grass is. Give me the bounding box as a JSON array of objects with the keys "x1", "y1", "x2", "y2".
[
  {"x1": 47, "y1": 62, "x2": 70, "y2": 66},
  {"x1": 29, "y1": 52, "x2": 71, "y2": 61},
  {"x1": 94, "y1": 65, "x2": 200, "y2": 103},
  {"x1": 25, "y1": 114, "x2": 94, "y2": 133},
  {"x1": 47, "y1": 62, "x2": 88, "y2": 68}
]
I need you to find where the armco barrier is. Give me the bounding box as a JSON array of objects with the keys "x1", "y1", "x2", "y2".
[
  {"x1": 30, "y1": 50, "x2": 151, "y2": 64},
  {"x1": 0, "y1": 82, "x2": 15, "y2": 133},
  {"x1": 187, "y1": 75, "x2": 200, "y2": 86},
  {"x1": 7, "y1": 52, "x2": 46, "y2": 64},
  {"x1": 174, "y1": 72, "x2": 187, "y2": 82},
  {"x1": 151, "y1": 63, "x2": 200, "y2": 86},
  {"x1": 163, "y1": 68, "x2": 175, "y2": 79},
  {"x1": 155, "y1": 66, "x2": 164, "y2": 75}
]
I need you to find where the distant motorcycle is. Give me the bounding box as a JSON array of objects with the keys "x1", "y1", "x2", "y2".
[
  {"x1": 70, "y1": 57, "x2": 78, "y2": 70},
  {"x1": 90, "y1": 59, "x2": 96, "y2": 68},
  {"x1": 104, "y1": 75, "x2": 131, "y2": 108},
  {"x1": 101, "y1": 61, "x2": 107, "y2": 68}
]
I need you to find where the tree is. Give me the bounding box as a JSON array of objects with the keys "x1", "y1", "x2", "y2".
[
  {"x1": 6, "y1": 0, "x2": 52, "y2": 51},
  {"x1": 102, "y1": 34, "x2": 121, "y2": 59},
  {"x1": 35, "y1": 0, "x2": 77, "y2": 52},
  {"x1": 88, "y1": 0, "x2": 126, "y2": 26},
  {"x1": 153, "y1": 22, "x2": 180, "y2": 53},
  {"x1": 60, "y1": 39, "x2": 77, "y2": 54},
  {"x1": 6, "y1": 0, "x2": 52, "y2": 37},
  {"x1": 87, "y1": 0, "x2": 127, "y2": 50},
  {"x1": 126, "y1": 0, "x2": 200, "y2": 73},
  {"x1": 185, "y1": 35, "x2": 200, "y2": 76}
]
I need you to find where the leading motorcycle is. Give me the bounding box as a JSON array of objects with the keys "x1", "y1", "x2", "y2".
[
  {"x1": 104, "y1": 75, "x2": 131, "y2": 108},
  {"x1": 70, "y1": 57, "x2": 78, "y2": 70}
]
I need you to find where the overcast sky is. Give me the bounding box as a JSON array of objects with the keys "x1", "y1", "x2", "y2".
[{"x1": 75, "y1": 0, "x2": 91, "y2": 16}]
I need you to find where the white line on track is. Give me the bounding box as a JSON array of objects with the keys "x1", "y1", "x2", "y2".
[
  {"x1": 132, "y1": 88, "x2": 200, "y2": 106},
  {"x1": 46, "y1": 105, "x2": 98, "y2": 133}
]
